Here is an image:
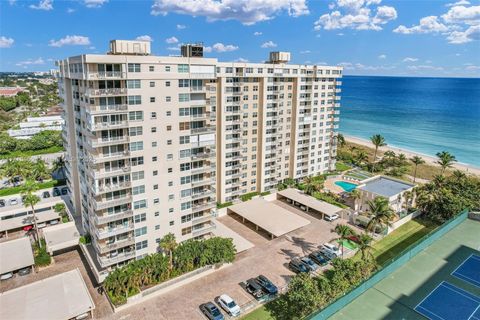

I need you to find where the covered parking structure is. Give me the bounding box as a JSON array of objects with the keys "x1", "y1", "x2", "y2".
[
  {"x1": 226, "y1": 198, "x2": 310, "y2": 239},
  {"x1": 0, "y1": 268, "x2": 95, "y2": 320},
  {"x1": 0, "y1": 237, "x2": 34, "y2": 276},
  {"x1": 277, "y1": 188, "x2": 345, "y2": 220},
  {"x1": 43, "y1": 222, "x2": 80, "y2": 255}
]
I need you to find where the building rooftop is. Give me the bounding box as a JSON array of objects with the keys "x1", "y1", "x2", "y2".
[
  {"x1": 43, "y1": 222, "x2": 80, "y2": 254},
  {"x1": 0, "y1": 237, "x2": 34, "y2": 274},
  {"x1": 358, "y1": 176, "x2": 414, "y2": 198},
  {"x1": 278, "y1": 188, "x2": 344, "y2": 217}
]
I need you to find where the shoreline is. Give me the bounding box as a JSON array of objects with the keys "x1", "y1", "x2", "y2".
[{"x1": 344, "y1": 135, "x2": 480, "y2": 177}]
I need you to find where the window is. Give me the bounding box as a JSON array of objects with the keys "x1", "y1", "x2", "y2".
[
  {"x1": 168, "y1": 168, "x2": 173, "y2": 173},
  {"x1": 167, "y1": 125, "x2": 172, "y2": 131},
  {"x1": 169, "y1": 221, "x2": 174, "y2": 226},
  {"x1": 129, "y1": 111, "x2": 143, "y2": 120},
  {"x1": 178, "y1": 64, "x2": 189, "y2": 73},
  {"x1": 131, "y1": 156, "x2": 144, "y2": 166},
  {"x1": 135, "y1": 226, "x2": 147, "y2": 237},
  {"x1": 149, "y1": 66, "x2": 154, "y2": 72},
  {"x1": 127, "y1": 80, "x2": 141, "y2": 89},
  {"x1": 152, "y1": 156, "x2": 157, "y2": 161},
  {"x1": 179, "y1": 136, "x2": 190, "y2": 144},
  {"x1": 155, "y1": 225, "x2": 160, "y2": 230},
  {"x1": 129, "y1": 126, "x2": 143, "y2": 136},
  {"x1": 153, "y1": 184, "x2": 158, "y2": 190},
  {"x1": 130, "y1": 141, "x2": 143, "y2": 151},
  {"x1": 151, "y1": 127, "x2": 157, "y2": 133},
  {"x1": 166, "y1": 96, "x2": 171, "y2": 102},
  {"x1": 152, "y1": 141, "x2": 157, "y2": 147},
  {"x1": 133, "y1": 199, "x2": 147, "y2": 209},
  {"x1": 167, "y1": 154, "x2": 173, "y2": 160},
  {"x1": 166, "y1": 81, "x2": 170, "y2": 87},
  {"x1": 128, "y1": 63, "x2": 140, "y2": 72},
  {"x1": 179, "y1": 79, "x2": 189, "y2": 87},
  {"x1": 150, "y1": 97, "x2": 156, "y2": 103},
  {"x1": 149, "y1": 81, "x2": 155, "y2": 87},
  {"x1": 135, "y1": 240, "x2": 148, "y2": 250},
  {"x1": 132, "y1": 171, "x2": 144, "y2": 180},
  {"x1": 154, "y1": 198, "x2": 159, "y2": 204},
  {"x1": 179, "y1": 93, "x2": 190, "y2": 102},
  {"x1": 165, "y1": 66, "x2": 171, "y2": 72},
  {"x1": 151, "y1": 112, "x2": 157, "y2": 119},
  {"x1": 128, "y1": 95, "x2": 142, "y2": 105},
  {"x1": 134, "y1": 213, "x2": 146, "y2": 223},
  {"x1": 153, "y1": 170, "x2": 158, "y2": 176},
  {"x1": 132, "y1": 185, "x2": 145, "y2": 195}
]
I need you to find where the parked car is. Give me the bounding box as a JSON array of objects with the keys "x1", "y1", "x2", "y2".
[
  {"x1": 347, "y1": 235, "x2": 360, "y2": 243},
  {"x1": 300, "y1": 205, "x2": 307, "y2": 211},
  {"x1": 0, "y1": 272, "x2": 13, "y2": 281},
  {"x1": 217, "y1": 294, "x2": 241, "y2": 317},
  {"x1": 301, "y1": 256, "x2": 319, "y2": 272},
  {"x1": 309, "y1": 251, "x2": 330, "y2": 266},
  {"x1": 49, "y1": 220, "x2": 59, "y2": 226},
  {"x1": 53, "y1": 188, "x2": 61, "y2": 197},
  {"x1": 245, "y1": 278, "x2": 266, "y2": 299},
  {"x1": 18, "y1": 267, "x2": 31, "y2": 276},
  {"x1": 37, "y1": 222, "x2": 47, "y2": 229},
  {"x1": 9, "y1": 198, "x2": 18, "y2": 206},
  {"x1": 61, "y1": 188, "x2": 68, "y2": 195},
  {"x1": 319, "y1": 248, "x2": 337, "y2": 260},
  {"x1": 324, "y1": 214, "x2": 340, "y2": 222},
  {"x1": 199, "y1": 302, "x2": 224, "y2": 320},
  {"x1": 289, "y1": 258, "x2": 309, "y2": 273},
  {"x1": 0, "y1": 199, "x2": 5, "y2": 207},
  {"x1": 256, "y1": 275, "x2": 278, "y2": 295},
  {"x1": 322, "y1": 243, "x2": 341, "y2": 257},
  {"x1": 42, "y1": 191, "x2": 51, "y2": 198}
]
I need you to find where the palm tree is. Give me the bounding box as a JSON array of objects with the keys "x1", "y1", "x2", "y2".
[
  {"x1": 383, "y1": 150, "x2": 396, "y2": 161},
  {"x1": 410, "y1": 156, "x2": 425, "y2": 183},
  {"x1": 403, "y1": 190, "x2": 413, "y2": 212},
  {"x1": 366, "y1": 196, "x2": 395, "y2": 236},
  {"x1": 350, "y1": 189, "x2": 361, "y2": 211},
  {"x1": 337, "y1": 133, "x2": 346, "y2": 148},
  {"x1": 370, "y1": 134, "x2": 386, "y2": 172},
  {"x1": 452, "y1": 169, "x2": 466, "y2": 181},
  {"x1": 354, "y1": 151, "x2": 369, "y2": 166},
  {"x1": 31, "y1": 158, "x2": 50, "y2": 182},
  {"x1": 357, "y1": 233, "x2": 374, "y2": 260},
  {"x1": 0, "y1": 159, "x2": 24, "y2": 186},
  {"x1": 21, "y1": 180, "x2": 42, "y2": 247},
  {"x1": 303, "y1": 176, "x2": 322, "y2": 196},
  {"x1": 436, "y1": 151, "x2": 456, "y2": 175},
  {"x1": 332, "y1": 224, "x2": 354, "y2": 258},
  {"x1": 159, "y1": 233, "x2": 177, "y2": 275}
]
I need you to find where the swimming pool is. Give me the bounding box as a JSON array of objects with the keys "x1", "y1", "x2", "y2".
[{"x1": 335, "y1": 181, "x2": 358, "y2": 192}]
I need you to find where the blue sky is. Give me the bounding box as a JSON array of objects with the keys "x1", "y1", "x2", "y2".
[{"x1": 1, "y1": 0, "x2": 479, "y2": 77}]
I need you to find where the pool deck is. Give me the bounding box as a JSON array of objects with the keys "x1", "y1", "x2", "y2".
[{"x1": 325, "y1": 177, "x2": 359, "y2": 194}]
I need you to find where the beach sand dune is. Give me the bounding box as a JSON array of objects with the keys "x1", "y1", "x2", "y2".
[{"x1": 345, "y1": 135, "x2": 480, "y2": 177}]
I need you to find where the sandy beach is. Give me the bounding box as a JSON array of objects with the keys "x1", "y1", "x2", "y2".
[{"x1": 345, "y1": 135, "x2": 480, "y2": 177}]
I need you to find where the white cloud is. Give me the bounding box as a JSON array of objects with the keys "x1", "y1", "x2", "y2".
[
  {"x1": 446, "y1": 25, "x2": 480, "y2": 43},
  {"x1": 0, "y1": 36, "x2": 14, "y2": 48},
  {"x1": 314, "y1": 0, "x2": 397, "y2": 31},
  {"x1": 88, "y1": 46, "x2": 96, "y2": 50},
  {"x1": 393, "y1": 16, "x2": 450, "y2": 34},
  {"x1": 442, "y1": 5, "x2": 480, "y2": 25},
  {"x1": 49, "y1": 35, "x2": 91, "y2": 47},
  {"x1": 446, "y1": 0, "x2": 470, "y2": 7},
  {"x1": 261, "y1": 40, "x2": 277, "y2": 48},
  {"x1": 29, "y1": 0, "x2": 53, "y2": 10},
  {"x1": 176, "y1": 24, "x2": 186, "y2": 29},
  {"x1": 212, "y1": 43, "x2": 239, "y2": 52},
  {"x1": 337, "y1": 61, "x2": 396, "y2": 71},
  {"x1": 67, "y1": 8, "x2": 75, "y2": 13},
  {"x1": 378, "y1": 54, "x2": 386, "y2": 59},
  {"x1": 16, "y1": 57, "x2": 45, "y2": 67},
  {"x1": 316, "y1": 61, "x2": 328, "y2": 65},
  {"x1": 407, "y1": 65, "x2": 444, "y2": 71},
  {"x1": 151, "y1": 0, "x2": 309, "y2": 25},
  {"x1": 300, "y1": 50, "x2": 311, "y2": 54},
  {"x1": 165, "y1": 36, "x2": 179, "y2": 44},
  {"x1": 83, "y1": 0, "x2": 108, "y2": 8},
  {"x1": 465, "y1": 65, "x2": 480, "y2": 70},
  {"x1": 235, "y1": 57, "x2": 249, "y2": 62},
  {"x1": 403, "y1": 57, "x2": 419, "y2": 62},
  {"x1": 136, "y1": 35, "x2": 153, "y2": 42},
  {"x1": 9, "y1": 0, "x2": 17, "y2": 5},
  {"x1": 254, "y1": 31, "x2": 263, "y2": 36},
  {"x1": 167, "y1": 46, "x2": 180, "y2": 51}
]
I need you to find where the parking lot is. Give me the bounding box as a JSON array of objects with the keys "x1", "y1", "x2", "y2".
[{"x1": 112, "y1": 200, "x2": 360, "y2": 320}]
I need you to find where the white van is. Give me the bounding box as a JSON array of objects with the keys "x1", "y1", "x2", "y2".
[{"x1": 322, "y1": 243, "x2": 341, "y2": 257}]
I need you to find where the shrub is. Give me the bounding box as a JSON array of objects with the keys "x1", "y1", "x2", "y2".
[
  {"x1": 33, "y1": 240, "x2": 51, "y2": 267},
  {"x1": 216, "y1": 202, "x2": 233, "y2": 209},
  {"x1": 79, "y1": 234, "x2": 91, "y2": 244}
]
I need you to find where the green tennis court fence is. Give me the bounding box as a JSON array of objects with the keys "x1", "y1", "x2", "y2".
[{"x1": 307, "y1": 209, "x2": 469, "y2": 320}]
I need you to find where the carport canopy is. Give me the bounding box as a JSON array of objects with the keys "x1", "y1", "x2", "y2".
[
  {"x1": 278, "y1": 188, "x2": 344, "y2": 218},
  {"x1": 43, "y1": 222, "x2": 80, "y2": 254},
  {"x1": 0, "y1": 268, "x2": 95, "y2": 320},
  {"x1": 0, "y1": 237, "x2": 34, "y2": 274},
  {"x1": 227, "y1": 197, "x2": 310, "y2": 238},
  {"x1": 213, "y1": 220, "x2": 254, "y2": 253}
]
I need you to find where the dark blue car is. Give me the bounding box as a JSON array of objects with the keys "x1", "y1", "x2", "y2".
[
  {"x1": 309, "y1": 251, "x2": 330, "y2": 266},
  {"x1": 200, "y1": 302, "x2": 224, "y2": 320},
  {"x1": 289, "y1": 258, "x2": 309, "y2": 273},
  {"x1": 256, "y1": 275, "x2": 278, "y2": 295}
]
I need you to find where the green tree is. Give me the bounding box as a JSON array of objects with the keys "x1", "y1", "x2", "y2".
[
  {"x1": 21, "y1": 180, "x2": 42, "y2": 247},
  {"x1": 350, "y1": 189, "x2": 361, "y2": 211},
  {"x1": 30, "y1": 158, "x2": 50, "y2": 181},
  {"x1": 366, "y1": 196, "x2": 395, "y2": 235},
  {"x1": 370, "y1": 134, "x2": 386, "y2": 172},
  {"x1": 357, "y1": 233, "x2": 374, "y2": 260},
  {"x1": 354, "y1": 150, "x2": 369, "y2": 166},
  {"x1": 336, "y1": 133, "x2": 346, "y2": 148},
  {"x1": 436, "y1": 151, "x2": 456, "y2": 175},
  {"x1": 159, "y1": 233, "x2": 177, "y2": 276},
  {"x1": 410, "y1": 156, "x2": 425, "y2": 183},
  {"x1": 332, "y1": 224, "x2": 354, "y2": 258}
]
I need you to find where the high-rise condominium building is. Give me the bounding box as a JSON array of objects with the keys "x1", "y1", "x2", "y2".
[{"x1": 57, "y1": 40, "x2": 342, "y2": 282}]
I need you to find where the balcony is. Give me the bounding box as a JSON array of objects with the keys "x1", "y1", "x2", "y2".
[
  {"x1": 98, "y1": 250, "x2": 135, "y2": 268},
  {"x1": 192, "y1": 222, "x2": 216, "y2": 237},
  {"x1": 87, "y1": 71, "x2": 126, "y2": 80},
  {"x1": 191, "y1": 152, "x2": 216, "y2": 160},
  {"x1": 191, "y1": 125, "x2": 216, "y2": 134},
  {"x1": 95, "y1": 237, "x2": 135, "y2": 254},
  {"x1": 87, "y1": 136, "x2": 129, "y2": 149},
  {"x1": 92, "y1": 181, "x2": 131, "y2": 195},
  {"x1": 191, "y1": 190, "x2": 215, "y2": 200},
  {"x1": 191, "y1": 177, "x2": 215, "y2": 187},
  {"x1": 190, "y1": 86, "x2": 206, "y2": 92},
  {"x1": 93, "y1": 195, "x2": 132, "y2": 211},
  {"x1": 192, "y1": 213, "x2": 214, "y2": 226},
  {"x1": 93, "y1": 209, "x2": 133, "y2": 225},
  {"x1": 88, "y1": 166, "x2": 130, "y2": 180},
  {"x1": 88, "y1": 120, "x2": 129, "y2": 131},
  {"x1": 85, "y1": 88, "x2": 127, "y2": 97},
  {"x1": 86, "y1": 104, "x2": 128, "y2": 115},
  {"x1": 191, "y1": 201, "x2": 216, "y2": 213},
  {"x1": 191, "y1": 165, "x2": 216, "y2": 175},
  {"x1": 95, "y1": 223, "x2": 134, "y2": 239},
  {"x1": 189, "y1": 113, "x2": 209, "y2": 121}
]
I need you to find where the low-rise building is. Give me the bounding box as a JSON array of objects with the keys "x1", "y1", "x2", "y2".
[
  {"x1": 0, "y1": 86, "x2": 25, "y2": 97},
  {"x1": 7, "y1": 115, "x2": 64, "y2": 139},
  {"x1": 0, "y1": 237, "x2": 35, "y2": 277}
]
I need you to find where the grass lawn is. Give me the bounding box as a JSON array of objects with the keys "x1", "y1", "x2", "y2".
[
  {"x1": 0, "y1": 146, "x2": 64, "y2": 159},
  {"x1": 337, "y1": 239, "x2": 358, "y2": 250},
  {"x1": 335, "y1": 161, "x2": 351, "y2": 172},
  {"x1": 241, "y1": 306, "x2": 273, "y2": 320},
  {"x1": 0, "y1": 179, "x2": 66, "y2": 197},
  {"x1": 371, "y1": 218, "x2": 438, "y2": 265}
]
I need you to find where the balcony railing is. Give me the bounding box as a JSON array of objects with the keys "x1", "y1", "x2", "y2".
[
  {"x1": 92, "y1": 181, "x2": 131, "y2": 195},
  {"x1": 88, "y1": 166, "x2": 131, "y2": 180},
  {"x1": 87, "y1": 71, "x2": 126, "y2": 80},
  {"x1": 93, "y1": 195, "x2": 132, "y2": 211},
  {"x1": 95, "y1": 237, "x2": 135, "y2": 254},
  {"x1": 85, "y1": 88, "x2": 127, "y2": 97},
  {"x1": 87, "y1": 135, "x2": 129, "y2": 148},
  {"x1": 192, "y1": 223, "x2": 216, "y2": 237},
  {"x1": 190, "y1": 125, "x2": 216, "y2": 134},
  {"x1": 99, "y1": 251, "x2": 135, "y2": 267},
  {"x1": 94, "y1": 209, "x2": 133, "y2": 225},
  {"x1": 191, "y1": 165, "x2": 216, "y2": 175},
  {"x1": 191, "y1": 177, "x2": 215, "y2": 187},
  {"x1": 191, "y1": 190, "x2": 215, "y2": 200},
  {"x1": 95, "y1": 223, "x2": 134, "y2": 239},
  {"x1": 191, "y1": 152, "x2": 216, "y2": 160},
  {"x1": 191, "y1": 214, "x2": 214, "y2": 225},
  {"x1": 86, "y1": 104, "x2": 128, "y2": 115},
  {"x1": 191, "y1": 201, "x2": 216, "y2": 213},
  {"x1": 88, "y1": 120, "x2": 129, "y2": 131}
]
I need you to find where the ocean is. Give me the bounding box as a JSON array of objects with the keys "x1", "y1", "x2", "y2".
[{"x1": 339, "y1": 76, "x2": 480, "y2": 167}]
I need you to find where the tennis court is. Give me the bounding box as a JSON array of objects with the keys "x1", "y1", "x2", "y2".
[
  {"x1": 415, "y1": 281, "x2": 480, "y2": 320},
  {"x1": 452, "y1": 254, "x2": 480, "y2": 288}
]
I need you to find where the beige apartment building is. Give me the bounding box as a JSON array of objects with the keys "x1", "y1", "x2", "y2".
[{"x1": 57, "y1": 40, "x2": 342, "y2": 281}]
